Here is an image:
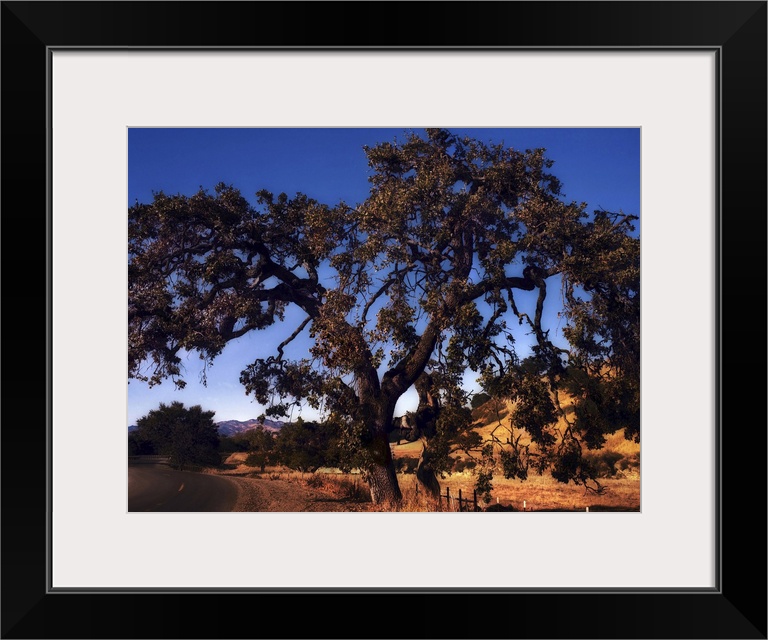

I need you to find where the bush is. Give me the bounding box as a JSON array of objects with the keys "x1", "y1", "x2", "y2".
[
  {"x1": 336, "y1": 477, "x2": 370, "y2": 502},
  {"x1": 584, "y1": 450, "x2": 626, "y2": 478},
  {"x1": 305, "y1": 474, "x2": 324, "y2": 488},
  {"x1": 452, "y1": 458, "x2": 477, "y2": 473},
  {"x1": 395, "y1": 457, "x2": 419, "y2": 474},
  {"x1": 128, "y1": 432, "x2": 155, "y2": 455},
  {"x1": 619, "y1": 452, "x2": 640, "y2": 472},
  {"x1": 485, "y1": 503, "x2": 518, "y2": 512},
  {"x1": 470, "y1": 393, "x2": 492, "y2": 410}
]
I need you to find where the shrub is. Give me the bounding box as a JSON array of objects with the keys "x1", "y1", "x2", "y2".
[
  {"x1": 336, "y1": 477, "x2": 370, "y2": 502},
  {"x1": 452, "y1": 458, "x2": 477, "y2": 473},
  {"x1": 470, "y1": 393, "x2": 492, "y2": 410},
  {"x1": 305, "y1": 474, "x2": 323, "y2": 488},
  {"x1": 485, "y1": 503, "x2": 518, "y2": 512},
  {"x1": 584, "y1": 450, "x2": 626, "y2": 478},
  {"x1": 396, "y1": 458, "x2": 419, "y2": 474}
]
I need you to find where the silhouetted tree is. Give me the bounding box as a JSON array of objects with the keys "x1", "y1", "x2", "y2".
[{"x1": 134, "y1": 402, "x2": 220, "y2": 469}]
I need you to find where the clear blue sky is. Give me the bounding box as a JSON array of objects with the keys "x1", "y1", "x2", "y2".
[{"x1": 128, "y1": 127, "x2": 640, "y2": 425}]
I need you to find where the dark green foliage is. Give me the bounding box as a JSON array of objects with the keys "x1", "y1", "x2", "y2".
[
  {"x1": 475, "y1": 444, "x2": 497, "y2": 503},
  {"x1": 128, "y1": 432, "x2": 155, "y2": 455},
  {"x1": 508, "y1": 372, "x2": 558, "y2": 446},
  {"x1": 134, "y1": 402, "x2": 220, "y2": 469},
  {"x1": 427, "y1": 404, "x2": 474, "y2": 475},
  {"x1": 273, "y1": 418, "x2": 341, "y2": 473},
  {"x1": 470, "y1": 392, "x2": 491, "y2": 410},
  {"x1": 218, "y1": 435, "x2": 249, "y2": 454},
  {"x1": 241, "y1": 427, "x2": 276, "y2": 472},
  {"x1": 550, "y1": 436, "x2": 595, "y2": 486},
  {"x1": 584, "y1": 450, "x2": 626, "y2": 478},
  {"x1": 475, "y1": 470, "x2": 494, "y2": 504},
  {"x1": 451, "y1": 458, "x2": 477, "y2": 473},
  {"x1": 499, "y1": 448, "x2": 528, "y2": 481}
]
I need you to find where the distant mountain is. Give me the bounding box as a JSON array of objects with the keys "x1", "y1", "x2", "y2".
[
  {"x1": 128, "y1": 418, "x2": 286, "y2": 436},
  {"x1": 215, "y1": 418, "x2": 286, "y2": 437}
]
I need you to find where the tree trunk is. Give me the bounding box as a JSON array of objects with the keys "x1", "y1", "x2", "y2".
[
  {"x1": 415, "y1": 438, "x2": 441, "y2": 499},
  {"x1": 365, "y1": 458, "x2": 402, "y2": 505},
  {"x1": 363, "y1": 415, "x2": 402, "y2": 505},
  {"x1": 355, "y1": 373, "x2": 404, "y2": 504}
]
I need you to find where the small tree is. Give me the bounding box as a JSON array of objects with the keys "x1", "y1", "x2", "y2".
[
  {"x1": 243, "y1": 426, "x2": 276, "y2": 472},
  {"x1": 134, "y1": 402, "x2": 220, "y2": 469}
]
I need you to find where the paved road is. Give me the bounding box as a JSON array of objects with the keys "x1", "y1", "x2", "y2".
[{"x1": 128, "y1": 464, "x2": 238, "y2": 512}]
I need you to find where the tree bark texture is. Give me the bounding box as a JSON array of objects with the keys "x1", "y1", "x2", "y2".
[{"x1": 364, "y1": 458, "x2": 402, "y2": 505}]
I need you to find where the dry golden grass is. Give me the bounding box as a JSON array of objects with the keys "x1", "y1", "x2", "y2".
[
  {"x1": 429, "y1": 471, "x2": 639, "y2": 511},
  {"x1": 390, "y1": 440, "x2": 424, "y2": 458},
  {"x1": 223, "y1": 452, "x2": 249, "y2": 465},
  {"x1": 271, "y1": 469, "x2": 639, "y2": 512}
]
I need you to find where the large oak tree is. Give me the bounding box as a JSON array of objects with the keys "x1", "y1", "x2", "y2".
[{"x1": 129, "y1": 129, "x2": 639, "y2": 504}]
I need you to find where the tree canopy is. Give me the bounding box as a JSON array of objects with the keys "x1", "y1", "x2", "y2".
[
  {"x1": 133, "y1": 401, "x2": 220, "y2": 469},
  {"x1": 129, "y1": 128, "x2": 639, "y2": 503}
]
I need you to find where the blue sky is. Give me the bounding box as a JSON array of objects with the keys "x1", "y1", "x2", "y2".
[{"x1": 128, "y1": 127, "x2": 640, "y2": 425}]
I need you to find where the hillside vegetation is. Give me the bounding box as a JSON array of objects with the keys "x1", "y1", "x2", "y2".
[{"x1": 393, "y1": 394, "x2": 639, "y2": 479}]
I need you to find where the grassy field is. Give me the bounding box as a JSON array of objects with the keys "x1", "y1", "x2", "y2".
[{"x1": 394, "y1": 470, "x2": 640, "y2": 512}]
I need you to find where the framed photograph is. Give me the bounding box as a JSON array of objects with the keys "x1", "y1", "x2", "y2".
[{"x1": 3, "y1": 2, "x2": 765, "y2": 638}]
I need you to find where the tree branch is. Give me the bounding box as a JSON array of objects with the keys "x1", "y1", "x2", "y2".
[
  {"x1": 276, "y1": 316, "x2": 311, "y2": 360},
  {"x1": 361, "y1": 275, "x2": 398, "y2": 324},
  {"x1": 463, "y1": 273, "x2": 536, "y2": 304}
]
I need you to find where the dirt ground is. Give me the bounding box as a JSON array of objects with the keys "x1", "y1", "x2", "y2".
[
  {"x1": 227, "y1": 475, "x2": 374, "y2": 512},
  {"x1": 203, "y1": 461, "x2": 374, "y2": 512}
]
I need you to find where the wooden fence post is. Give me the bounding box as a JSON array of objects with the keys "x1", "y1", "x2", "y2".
[
  {"x1": 459, "y1": 488, "x2": 463, "y2": 512},
  {"x1": 473, "y1": 489, "x2": 477, "y2": 512},
  {"x1": 446, "y1": 486, "x2": 450, "y2": 511}
]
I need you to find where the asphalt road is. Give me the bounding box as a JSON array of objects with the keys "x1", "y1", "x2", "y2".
[{"x1": 128, "y1": 464, "x2": 238, "y2": 512}]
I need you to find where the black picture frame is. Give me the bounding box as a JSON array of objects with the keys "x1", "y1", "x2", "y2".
[{"x1": 2, "y1": 2, "x2": 765, "y2": 638}]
